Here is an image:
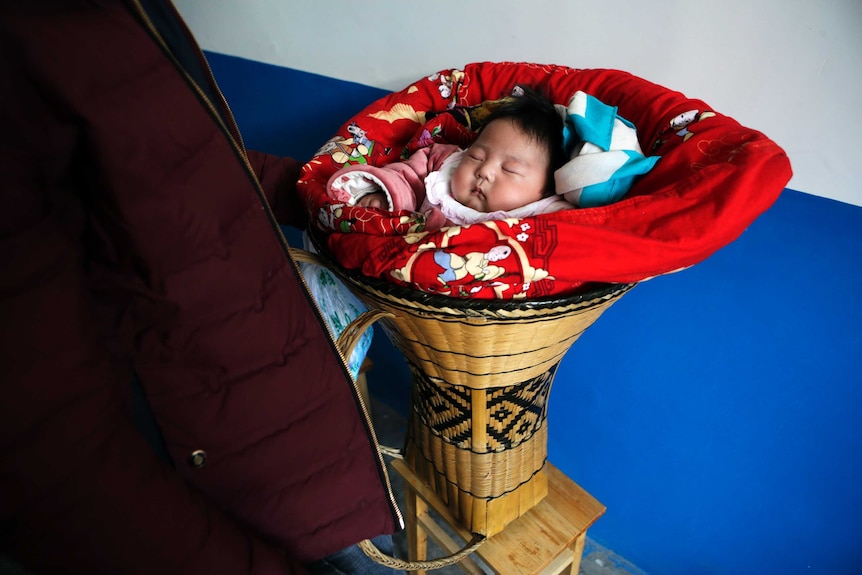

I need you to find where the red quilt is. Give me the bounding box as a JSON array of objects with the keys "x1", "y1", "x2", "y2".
[{"x1": 297, "y1": 62, "x2": 792, "y2": 299}]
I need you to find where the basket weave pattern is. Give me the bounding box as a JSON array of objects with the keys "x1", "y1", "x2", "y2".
[
  {"x1": 410, "y1": 365, "x2": 554, "y2": 452},
  {"x1": 325, "y1": 254, "x2": 633, "y2": 535}
]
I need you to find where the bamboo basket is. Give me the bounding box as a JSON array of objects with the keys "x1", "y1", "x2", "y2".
[{"x1": 303, "y1": 245, "x2": 633, "y2": 537}]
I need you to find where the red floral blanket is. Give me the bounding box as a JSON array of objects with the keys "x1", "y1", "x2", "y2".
[{"x1": 297, "y1": 62, "x2": 792, "y2": 299}]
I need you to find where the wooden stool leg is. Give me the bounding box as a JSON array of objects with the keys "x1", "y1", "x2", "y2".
[
  {"x1": 404, "y1": 483, "x2": 428, "y2": 575},
  {"x1": 562, "y1": 533, "x2": 587, "y2": 575}
]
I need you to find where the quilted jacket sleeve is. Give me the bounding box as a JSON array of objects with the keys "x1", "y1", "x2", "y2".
[{"x1": 247, "y1": 149, "x2": 304, "y2": 229}]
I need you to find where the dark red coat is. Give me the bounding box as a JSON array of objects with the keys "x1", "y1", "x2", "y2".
[{"x1": 0, "y1": 1, "x2": 399, "y2": 573}]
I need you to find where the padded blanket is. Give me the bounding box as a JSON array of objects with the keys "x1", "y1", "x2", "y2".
[{"x1": 297, "y1": 62, "x2": 792, "y2": 299}]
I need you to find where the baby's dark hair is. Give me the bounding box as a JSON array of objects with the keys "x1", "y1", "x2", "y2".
[{"x1": 479, "y1": 84, "x2": 566, "y2": 193}]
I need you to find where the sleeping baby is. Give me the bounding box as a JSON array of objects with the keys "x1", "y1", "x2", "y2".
[
  {"x1": 327, "y1": 85, "x2": 572, "y2": 230},
  {"x1": 326, "y1": 84, "x2": 659, "y2": 231}
]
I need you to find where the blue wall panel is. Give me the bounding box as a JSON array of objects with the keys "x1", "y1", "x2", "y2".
[
  {"x1": 206, "y1": 52, "x2": 862, "y2": 575},
  {"x1": 208, "y1": 51, "x2": 389, "y2": 162},
  {"x1": 548, "y1": 189, "x2": 862, "y2": 574}
]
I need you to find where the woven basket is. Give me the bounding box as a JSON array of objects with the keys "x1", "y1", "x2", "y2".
[{"x1": 303, "y1": 244, "x2": 633, "y2": 537}]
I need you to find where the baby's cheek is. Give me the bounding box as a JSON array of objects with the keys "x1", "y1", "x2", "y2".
[
  {"x1": 369, "y1": 194, "x2": 386, "y2": 208},
  {"x1": 450, "y1": 171, "x2": 468, "y2": 198}
]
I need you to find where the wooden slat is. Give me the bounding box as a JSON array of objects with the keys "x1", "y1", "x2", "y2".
[
  {"x1": 392, "y1": 459, "x2": 604, "y2": 575},
  {"x1": 541, "y1": 540, "x2": 576, "y2": 575},
  {"x1": 567, "y1": 535, "x2": 587, "y2": 575},
  {"x1": 416, "y1": 513, "x2": 486, "y2": 575},
  {"x1": 404, "y1": 482, "x2": 428, "y2": 575},
  {"x1": 545, "y1": 464, "x2": 606, "y2": 532}
]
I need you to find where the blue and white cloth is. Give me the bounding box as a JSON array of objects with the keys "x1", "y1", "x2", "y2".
[
  {"x1": 555, "y1": 91, "x2": 659, "y2": 208},
  {"x1": 298, "y1": 231, "x2": 373, "y2": 381}
]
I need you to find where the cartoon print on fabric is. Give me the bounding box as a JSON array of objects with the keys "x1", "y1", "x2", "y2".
[
  {"x1": 315, "y1": 124, "x2": 375, "y2": 167},
  {"x1": 434, "y1": 245, "x2": 512, "y2": 287},
  {"x1": 425, "y1": 94, "x2": 512, "y2": 133},
  {"x1": 693, "y1": 131, "x2": 758, "y2": 171},
  {"x1": 672, "y1": 109, "x2": 716, "y2": 140},
  {"x1": 296, "y1": 62, "x2": 792, "y2": 301},
  {"x1": 427, "y1": 70, "x2": 466, "y2": 105},
  {"x1": 402, "y1": 91, "x2": 518, "y2": 157},
  {"x1": 650, "y1": 109, "x2": 716, "y2": 152},
  {"x1": 653, "y1": 109, "x2": 756, "y2": 171},
  {"x1": 347, "y1": 122, "x2": 371, "y2": 148},
  {"x1": 390, "y1": 222, "x2": 552, "y2": 299},
  {"x1": 316, "y1": 203, "x2": 345, "y2": 231},
  {"x1": 317, "y1": 202, "x2": 425, "y2": 235},
  {"x1": 368, "y1": 103, "x2": 427, "y2": 125},
  {"x1": 416, "y1": 126, "x2": 441, "y2": 150}
]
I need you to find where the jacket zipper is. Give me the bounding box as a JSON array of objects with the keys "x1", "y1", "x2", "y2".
[{"x1": 127, "y1": 0, "x2": 403, "y2": 530}]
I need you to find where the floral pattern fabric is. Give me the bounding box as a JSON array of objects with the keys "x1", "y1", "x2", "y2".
[{"x1": 297, "y1": 62, "x2": 792, "y2": 300}]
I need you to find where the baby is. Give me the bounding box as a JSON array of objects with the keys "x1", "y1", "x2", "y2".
[{"x1": 327, "y1": 85, "x2": 572, "y2": 230}]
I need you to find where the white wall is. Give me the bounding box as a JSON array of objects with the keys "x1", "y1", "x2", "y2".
[{"x1": 175, "y1": 0, "x2": 862, "y2": 207}]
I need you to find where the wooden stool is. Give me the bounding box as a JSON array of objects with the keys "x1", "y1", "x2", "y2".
[{"x1": 391, "y1": 458, "x2": 605, "y2": 575}]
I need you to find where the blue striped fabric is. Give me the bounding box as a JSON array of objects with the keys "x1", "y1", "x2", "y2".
[{"x1": 556, "y1": 91, "x2": 659, "y2": 208}]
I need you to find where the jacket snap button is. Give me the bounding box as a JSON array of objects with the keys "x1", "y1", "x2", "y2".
[{"x1": 188, "y1": 450, "x2": 207, "y2": 468}]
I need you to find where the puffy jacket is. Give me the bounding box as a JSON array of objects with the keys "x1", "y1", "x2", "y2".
[
  {"x1": 328, "y1": 143, "x2": 460, "y2": 230},
  {"x1": 0, "y1": 1, "x2": 400, "y2": 573}
]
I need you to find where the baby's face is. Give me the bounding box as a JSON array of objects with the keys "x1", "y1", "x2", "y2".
[{"x1": 451, "y1": 119, "x2": 549, "y2": 213}]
